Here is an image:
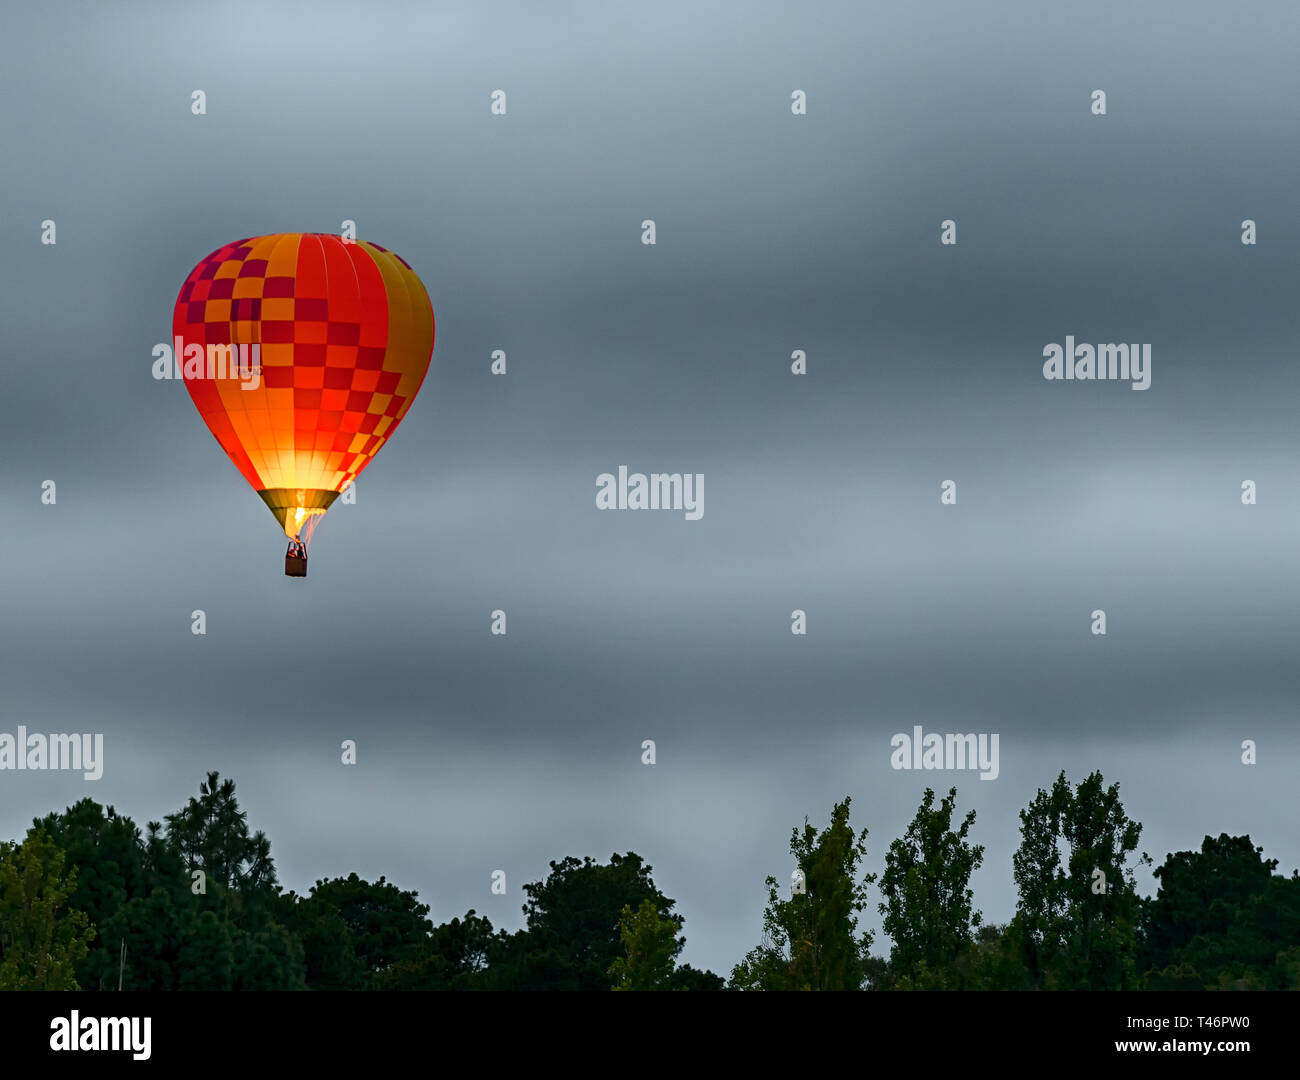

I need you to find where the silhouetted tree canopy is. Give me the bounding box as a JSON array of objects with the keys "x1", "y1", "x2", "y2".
[{"x1": 9, "y1": 771, "x2": 1296, "y2": 991}]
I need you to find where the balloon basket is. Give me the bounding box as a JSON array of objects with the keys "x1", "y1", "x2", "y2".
[{"x1": 285, "y1": 555, "x2": 308, "y2": 578}]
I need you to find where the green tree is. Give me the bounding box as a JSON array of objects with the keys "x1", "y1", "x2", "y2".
[
  {"x1": 1010, "y1": 770, "x2": 1145, "y2": 989},
  {"x1": 730, "y1": 797, "x2": 875, "y2": 990},
  {"x1": 668, "y1": 964, "x2": 726, "y2": 991},
  {"x1": 164, "y1": 771, "x2": 276, "y2": 894},
  {"x1": 878, "y1": 786, "x2": 984, "y2": 989},
  {"x1": 952, "y1": 923, "x2": 1034, "y2": 990},
  {"x1": 277, "y1": 888, "x2": 365, "y2": 990},
  {"x1": 158, "y1": 774, "x2": 302, "y2": 990},
  {"x1": 89, "y1": 774, "x2": 305, "y2": 990},
  {"x1": 32, "y1": 798, "x2": 146, "y2": 989},
  {"x1": 285, "y1": 873, "x2": 432, "y2": 989},
  {"x1": 374, "y1": 911, "x2": 497, "y2": 991},
  {"x1": 177, "y1": 908, "x2": 234, "y2": 990},
  {"x1": 1140, "y1": 833, "x2": 1300, "y2": 990},
  {"x1": 610, "y1": 898, "x2": 683, "y2": 990},
  {"x1": 487, "y1": 852, "x2": 680, "y2": 990},
  {"x1": 1275, "y1": 946, "x2": 1300, "y2": 990},
  {"x1": 0, "y1": 831, "x2": 95, "y2": 990}
]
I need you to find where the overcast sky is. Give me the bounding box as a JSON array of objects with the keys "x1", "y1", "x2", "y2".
[{"x1": 2, "y1": 0, "x2": 1299, "y2": 977}]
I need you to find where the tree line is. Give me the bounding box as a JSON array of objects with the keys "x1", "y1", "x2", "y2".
[{"x1": 1, "y1": 769, "x2": 1296, "y2": 990}]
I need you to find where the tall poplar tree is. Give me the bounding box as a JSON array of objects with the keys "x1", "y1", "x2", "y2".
[
  {"x1": 878, "y1": 786, "x2": 984, "y2": 988},
  {"x1": 731, "y1": 797, "x2": 874, "y2": 990}
]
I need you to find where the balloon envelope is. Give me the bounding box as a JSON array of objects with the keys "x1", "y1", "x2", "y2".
[{"x1": 172, "y1": 233, "x2": 434, "y2": 539}]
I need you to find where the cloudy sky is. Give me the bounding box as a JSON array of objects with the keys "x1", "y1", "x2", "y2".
[{"x1": 2, "y1": 0, "x2": 1298, "y2": 976}]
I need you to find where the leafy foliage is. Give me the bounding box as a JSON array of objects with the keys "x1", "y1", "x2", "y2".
[
  {"x1": 610, "y1": 898, "x2": 683, "y2": 990},
  {"x1": 374, "y1": 910, "x2": 496, "y2": 990},
  {"x1": 878, "y1": 787, "x2": 984, "y2": 988},
  {"x1": 731, "y1": 798, "x2": 874, "y2": 990},
  {"x1": 163, "y1": 771, "x2": 276, "y2": 894},
  {"x1": 1010, "y1": 771, "x2": 1146, "y2": 989},
  {"x1": 10, "y1": 770, "x2": 1298, "y2": 992},
  {"x1": 1140, "y1": 833, "x2": 1300, "y2": 990},
  {"x1": 0, "y1": 830, "x2": 94, "y2": 990},
  {"x1": 488, "y1": 852, "x2": 684, "y2": 990},
  {"x1": 30, "y1": 774, "x2": 302, "y2": 990}
]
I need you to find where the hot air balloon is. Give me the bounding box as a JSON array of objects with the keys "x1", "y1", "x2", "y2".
[{"x1": 172, "y1": 234, "x2": 434, "y2": 576}]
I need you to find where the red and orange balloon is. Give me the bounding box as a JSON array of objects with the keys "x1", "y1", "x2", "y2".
[{"x1": 172, "y1": 233, "x2": 434, "y2": 555}]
